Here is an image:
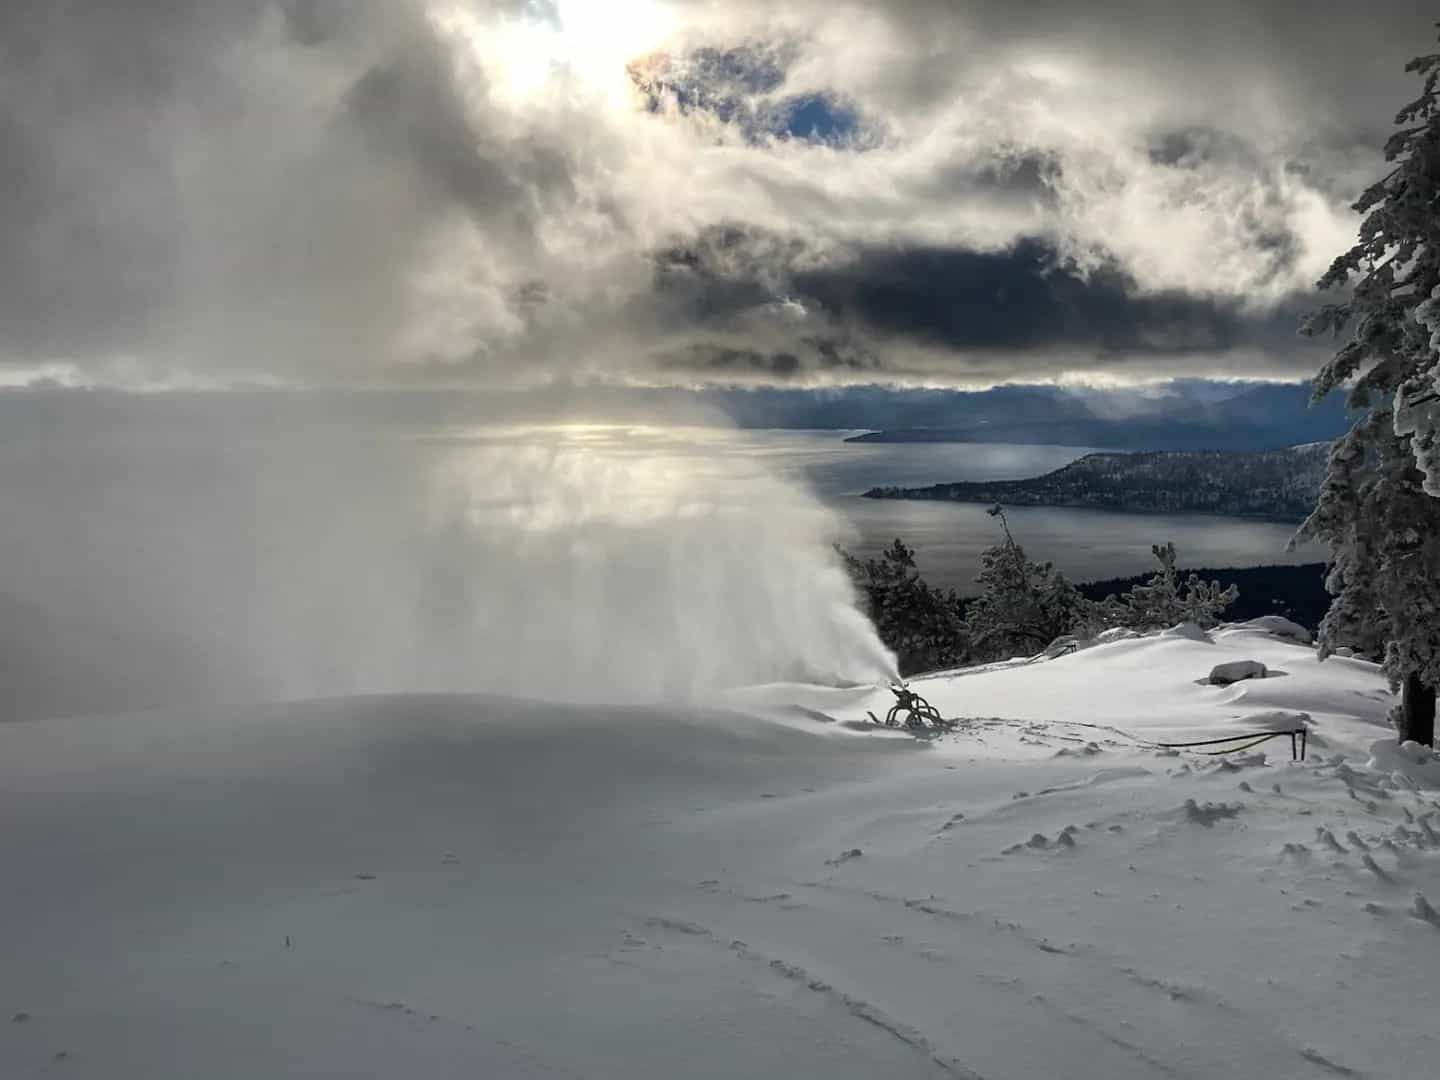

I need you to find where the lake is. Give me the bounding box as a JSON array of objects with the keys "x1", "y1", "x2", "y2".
[
  {"x1": 0, "y1": 419, "x2": 1322, "y2": 618},
  {"x1": 765, "y1": 431, "x2": 1326, "y2": 591},
  {"x1": 431, "y1": 424, "x2": 1326, "y2": 594}
]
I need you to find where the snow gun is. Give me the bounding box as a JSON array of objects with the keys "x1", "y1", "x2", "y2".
[{"x1": 872, "y1": 682, "x2": 948, "y2": 729}]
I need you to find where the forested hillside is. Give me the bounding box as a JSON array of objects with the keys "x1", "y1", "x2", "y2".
[{"x1": 864, "y1": 444, "x2": 1328, "y2": 522}]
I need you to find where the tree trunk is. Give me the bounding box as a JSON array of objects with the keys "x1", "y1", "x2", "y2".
[{"x1": 1400, "y1": 672, "x2": 1437, "y2": 747}]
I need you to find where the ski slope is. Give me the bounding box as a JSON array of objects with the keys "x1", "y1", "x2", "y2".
[{"x1": 3, "y1": 620, "x2": 1438, "y2": 1079}]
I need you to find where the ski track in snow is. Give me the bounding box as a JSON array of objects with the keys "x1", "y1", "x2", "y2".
[
  {"x1": 637, "y1": 915, "x2": 985, "y2": 1079},
  {"x1": 634, "y1": 866, "x2": 1366, "y2": 1080}
]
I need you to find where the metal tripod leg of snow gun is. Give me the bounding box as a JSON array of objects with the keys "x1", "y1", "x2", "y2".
[{"x1": 874, "y1": 684, "x2": 951, "y2": 731}]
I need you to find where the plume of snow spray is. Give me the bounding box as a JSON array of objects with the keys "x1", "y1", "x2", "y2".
[
  {"x1": 390, "y1": 422, "x2": 900, "y2": 700},
  {"x1": 0, "y1": 401, "x2": 896, "y2": 710}
]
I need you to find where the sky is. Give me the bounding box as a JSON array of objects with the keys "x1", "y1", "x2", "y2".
[{"x1": 0, "y1": 0, "x2": 1432, "y2": 391}]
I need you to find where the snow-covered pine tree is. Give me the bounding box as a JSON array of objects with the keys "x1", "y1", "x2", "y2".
[
  {"x1": 1298, "y1": 27, "x2": 1440, "y2": 743},
  {"x1": 1405, "y1": 283, "x2": 1440, "y2": 492},
  {"x1": 1298, "y1": 412, "x2": 1440, "y2": 741},
  {"x1": 965, "y1": 507, "x2": 1086, "y2": 661},
  {"x1": 1116, "y1": 542, "x2": 1238, "y2": 631},
  {"x1": 1389, "y1": 39, "x2": 1440, "y2": 494}
]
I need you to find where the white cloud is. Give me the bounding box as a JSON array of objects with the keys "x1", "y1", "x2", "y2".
[{"x1": 0, "y1": 0, "x2": 1426, "y2": 386}]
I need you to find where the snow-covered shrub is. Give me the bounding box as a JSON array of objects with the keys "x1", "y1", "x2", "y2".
[
  {"x1": 1111, "y1": 543, "x2": 1239, "y2": 631},
  {"x1": 964, "y1": 517, "x2": 1237, "y2": 660}
]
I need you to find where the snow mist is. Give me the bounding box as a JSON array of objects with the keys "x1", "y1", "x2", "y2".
[{"x1": 0, "y1": 399, "x2": 896, "y2": 712}]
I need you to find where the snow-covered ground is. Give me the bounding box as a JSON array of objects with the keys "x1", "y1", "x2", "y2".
[{"x1": 4, "y1": 619, "x2": 1438, "y2": 1078}]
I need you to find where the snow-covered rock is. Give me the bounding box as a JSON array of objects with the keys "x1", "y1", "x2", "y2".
[
  {"x1": 1208, "y1": 659, "x2": 1269, "y2": 685},
  {"x1": 1092, "y1": 627, "x2": 1141, "y2": 645},
  {"x1": 1227, "y1": 615, "x2": 1314, "y2": 645},
  {"x1": 1160, "y1": 621, "x2": 1212, "y2": 642},
  {"x1": 1367, "y1": 738, "x2": 1440, "y2": 787}
]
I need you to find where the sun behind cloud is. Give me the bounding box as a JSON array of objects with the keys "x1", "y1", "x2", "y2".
[{"x1": 433, "y1": 0, "x2": 678, "y2": 110}]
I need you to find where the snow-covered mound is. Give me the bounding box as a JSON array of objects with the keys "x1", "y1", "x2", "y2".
[
  {"x1": 751, "y1": 618, "x2": 1388, "y2": 754},
  {"x1": 1236, "y1": 615, "x2": 1313, "y2": 644},
  {"x1": 3, "y1": 621, "x2": 1437, "y2": 1079}
]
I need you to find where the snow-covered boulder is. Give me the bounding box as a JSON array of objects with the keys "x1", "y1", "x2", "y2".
[
  {"x1": 1161, "y1": 622, "x2": 1212, "y2": 643},
  {"x1": 1228, "y1": 616, "x2": 1313, "y2": 645},
  {"x1": 1092, "y1": 627, "x2": 1141, "y2": 645},
  {"x1": 1208, "y1": 659, "x2": 1268, "y2": 685},
  {"x1": 1367, "y1": 739, "x2": 1440, "y2": 790}
]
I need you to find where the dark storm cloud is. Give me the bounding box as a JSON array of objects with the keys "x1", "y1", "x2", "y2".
[
  {"x1": 655, "y1": 333, "x2": 879, "y2": 380},
  {"x1": 662, "y1": 345, "x2": 804, "y2": 377},
  {"x1": 653, "y1": 225, "x2": 796, "y2": 322},
  {"x1": 648, "y1": 223, "x2": 1318, "y2": 380},
  {"x1": 800, "y1": 241, "x2": 1226, "y2": 355},
  {"x1": 792, "y1": 241, "x2": 1261, "y2": 356}
]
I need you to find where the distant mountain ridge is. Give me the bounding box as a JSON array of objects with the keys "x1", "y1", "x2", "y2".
[
  {"x1": 863, "y1": 444, "x2": 1329, "y2": 522},
  {"x1": 842, "y1": 382, "x2": 1352, "y2": 451},
  {"x1": 1, "y1": 380, "x2": 1353, "y2": 452}
]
